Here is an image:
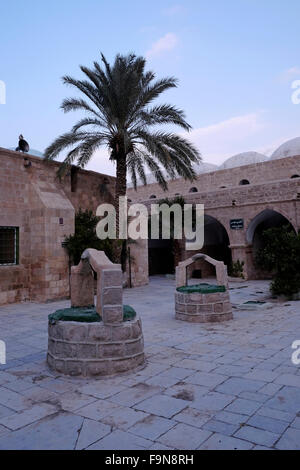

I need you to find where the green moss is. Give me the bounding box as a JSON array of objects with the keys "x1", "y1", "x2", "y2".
[
  {"x1": 48, "y1": 304, "x2": 137, "y2": 324},
  {"x1": 48, "y1": 306, "x2": 100, "y2": 324},
  {"x1": 176, "y1": 283, "x2": 226, "y2": 294},
  {"x1": 123, "y1": 304, "x2": 137, "y2": 321}
]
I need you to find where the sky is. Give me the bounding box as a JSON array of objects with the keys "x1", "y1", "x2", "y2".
[{"x1": 1, "y1": 0, "x2": 300, "y2": 175}]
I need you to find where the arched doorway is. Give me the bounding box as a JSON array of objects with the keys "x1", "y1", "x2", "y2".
[
  {"x1": 188, "y1": 215, "x2": 232, "y2": 279},
  {"x1": 246, "y1": 209, "x2": 296, "y2": 278},
  {"x1": 246, "y1": 209, "x2": 295, "y2": 254},
  {"x1": 148, "y1": 238, "x2": 174, "y2": 275}
]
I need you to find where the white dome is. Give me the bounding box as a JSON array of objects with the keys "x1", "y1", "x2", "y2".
[
  {"x1": 270, "y1": 137, "x2": 300, "y2": 160},
  {"x1": 219, "y1": 151, "x2": 268, "y2": 169},
  {"x1": 193, "y1": 161, "x2": 219, "y2": 174}
]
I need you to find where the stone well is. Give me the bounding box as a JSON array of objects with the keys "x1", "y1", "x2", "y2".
[
  {"x1": 47, "y1": 249, "x2": 145, "y2": 377},
  {"x1": 175, "y1": 253, "x2": 233, "y2": 323}
]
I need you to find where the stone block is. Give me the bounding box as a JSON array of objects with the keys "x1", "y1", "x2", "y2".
[
  {"x1": 125, "y1": 339, "x2": 144, "y2": 356},
  {"x1": 55, "y1": 341, "x2": 77, "y2": 358},
  {"x1": 131, "y1": 320, "x2": 142, "y2": 338},
  {"x1": 87, "y1": 324, "x2": 112, "y2": 342},
  {"x1": 102, "y1": 287, "x2": 123, "y2": 306},
  {"x1": 102, "y1": 269, "x2": 123, "y2": 288},
  {"x1": 111, "y1": 325, "x2": 132, "y2": 341},
  {"x1": 54, "y1": 359, "x2": 65, "y2": 374},
  {"x1": 214, "y1": 302, "x2": 224, "y2": 313},
  {"x1": 85, "y1": 361, "x2": 111, "y2": 376},
  {"x1": 65, "y1": 360, "x2": 84, "y2": 377},
  {"x1": 102, "y1": 305, "x2": 123, "y2": 324},
  {"x1": 77, "y1": 343, "x2": 97, "y2": 359},
  {"x1": 62, "y1": 323, "x2": 87, "y2": 341},
  {"x1": 102, "y1": 343, "x2": 125, "y2": 358}
]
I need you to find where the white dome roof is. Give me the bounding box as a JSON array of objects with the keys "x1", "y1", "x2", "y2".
[
  {"x1": 219, "y1": 151, "x2": 268, "y2": 169},
  {"x1": 270, "y1": 137, "x2": 300, "y2": 160},
  {"x1": 193, "y1": 161, "x2": 218, "y2": 174}
]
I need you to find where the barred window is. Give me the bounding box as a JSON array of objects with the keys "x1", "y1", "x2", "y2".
[{"x1": 0, "y1": 227, "x2": 19, "y2": 265}]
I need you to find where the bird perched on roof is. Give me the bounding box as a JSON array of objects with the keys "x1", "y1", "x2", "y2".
[{"x1": 15, "y1": 135, "x2": 29, "y2": 153}]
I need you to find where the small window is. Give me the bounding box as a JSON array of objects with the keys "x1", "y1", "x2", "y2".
[
  {"x1": 0, "y1": 227, "x2": 19, "y2": 265},
  {"x1": 189, "y1": 187, "x2": 198, "y2": 193},
  {"x1": 239, "y1": 179, "x2": 250, "y2": 185},
  {"x1": 291, "y1": 174, "x2": 300, "y2": 179},
  {"x1": 220, "y1": 186, "x2": 226, "y2": 189},
  {"x1": 149, "y1": 195, "x2": 156, "y2": 199}
]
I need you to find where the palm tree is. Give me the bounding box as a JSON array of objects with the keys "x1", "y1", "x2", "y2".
[{"x1": 44, "y1": 53, "x2": 201, "y2": 235}]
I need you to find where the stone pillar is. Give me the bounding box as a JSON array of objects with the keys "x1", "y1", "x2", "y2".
[
  {"x1": 70, "y1": 259, "x2": 94, "y2": 307},
  {"x1": 99, "y1": 268, "x2": 123, "y2": 324}
]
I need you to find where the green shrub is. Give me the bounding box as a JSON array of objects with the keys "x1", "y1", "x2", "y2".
[
  {"x1": 228, "y1": 260, "x2": 245, "y2": 279},
  {"x1": 63, "y1": 208, "x2": 114, "y2": 265},
  {"x1": 255, "y1": 225, "x2": 300, "y2": 297}
]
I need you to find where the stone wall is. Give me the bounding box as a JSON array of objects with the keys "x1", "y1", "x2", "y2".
[
  {"x1": 0, "y1": 148, "x2": 115, "y2": 305},
  {"x1": 127, "y1": 155, "x2": 300, "y2": 284}
]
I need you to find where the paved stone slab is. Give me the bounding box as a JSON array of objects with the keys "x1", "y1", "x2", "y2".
[
  {"x1": 109, "y1": 383, "x2": 161, "y2": 407},
  {"x1": 203, "y1": 419, "x2": 239, "y2": 436},
  {"x1": 215, "y1": 410, "x2": 248, "y2": 426},
  {"x1": 0, "y1": 413, "x2": 83, "y2": 450},
  {"x1": 247, "y1": 414, "x2": 288, "y2": 434},
  {"x1": 185, "y1": 371, "x2": 227, "y2": 389},
  {"x1": 75, "y1": 418, "x2": 111, "y2": 450},
  {"x1": 274, "y1": 374, "x2": 300, "y2": 388},
  {"x1": 100, "y1": 405, "x2": 148, "y2": 430},
  {"x1": 158, "y1": 423, "x2": 211, "y2": 450},
  {"x1": 198, "y1": 433, "x2": 253, "y2": 450},
  {"x1": 173, "y1": 407, "x2": 213, "y2": 428},
  {"x1": 192, "y1": 392, "x2": 235, "y2": 412},
  {"x1": 265, "y1": 386, "x2": 300, "y2": 414},
  {"x1": 234, "y1": 425, "x2": 280, "y2": 447},
  {"x1": 129, "y1": 415, "x2": 176, "y2": 440},
  {"x1": 216, "y1": 377, "x2": 263, "y2": 395},
  {"x1": 275, "y1": 427, "x2": 300, "y2": 450},
  {"x1": 58, "y1": 391, "x2": 97, "y2": 412},
  {"x1": 79, "y1": 382, "x2": 127, "y2": 400},
  {"x1": 135, "y1": 395, "x2": 187, "y2": 418},
  {"x1": 87, "y1": 429, "x2": 152, "y2": 450},
  {"x1": 0, "y1": 403, "x2": 57, "y2": 430}
]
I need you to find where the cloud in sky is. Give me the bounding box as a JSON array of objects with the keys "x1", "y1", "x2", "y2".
[
  {"x1": 162, "y1": 4, "x2": 185, "y2": 16},
  {"x1": 279, "y1": 66, "x2": 300, "y2": 82},
  {"x1": 182, "y1": 112, "x2": 267, "y2": 165},
  {"x1": 146, "y1": 33, "x2": 178, "y2": 59}
]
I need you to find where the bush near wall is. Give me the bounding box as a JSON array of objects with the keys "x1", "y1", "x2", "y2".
[
  {"x1": 63, "y1": 209, "x2": 114, "y2": 265},
  {"x1": 255, "y1": 225, "x2": 300, "y2": 298}
]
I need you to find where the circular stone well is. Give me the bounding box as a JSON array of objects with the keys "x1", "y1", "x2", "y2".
[
  {"x1": 47, "y1": 307, "x2": 145, "y2": 377},
  {"x1": 175, "y1": 283, "x2": 233, "y2": 323}
]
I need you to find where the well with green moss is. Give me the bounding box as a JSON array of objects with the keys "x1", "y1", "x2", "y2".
[
  {"x1": 175, "y1": 283, "x2": 233, "y2": 323},
  {"x1": 47, "y1": 304, "x2": 144, "y2": 377}
]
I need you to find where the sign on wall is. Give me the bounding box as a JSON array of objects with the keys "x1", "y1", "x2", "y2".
[{"x1": 230, "y1": 218, "x2": 244, "y2": 230}]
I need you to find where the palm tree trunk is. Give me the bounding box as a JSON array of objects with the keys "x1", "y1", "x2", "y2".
[{"x1": 113, "y1": 153, "x2": 127, "y2": 264}]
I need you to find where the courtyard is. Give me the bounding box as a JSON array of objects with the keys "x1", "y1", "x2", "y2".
[{"x1": 0, "y1": 276, "x2": 299, "y2": 450}]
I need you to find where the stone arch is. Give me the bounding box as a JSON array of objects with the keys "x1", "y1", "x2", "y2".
[
  {"x1": 188, "y1": 214, "x2": 232, "y2": 279},
  {"x1": 189, "y1": 187, "x2": 198, "y2": 193},
  {"x1": 246, "y1": 208, "x2": 296, "y2": 245},
  {"x1": 149, "y1": 195, "x2": 156, "y2": 199}
]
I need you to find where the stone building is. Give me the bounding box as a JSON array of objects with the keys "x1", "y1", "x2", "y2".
[
  {"x1": 0, "y1": 148, "x2": 115, "y2": 305},
  {"x1": 1, "y1": 136, "x2": 300, "y2": 306},
  {"x1": 127, "y1": 137, "x2": 300, "y2": 284}
]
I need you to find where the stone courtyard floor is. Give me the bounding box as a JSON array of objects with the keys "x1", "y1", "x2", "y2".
[{"x1": 0, "y1": 276, "x2": 300, "y2": 450}]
